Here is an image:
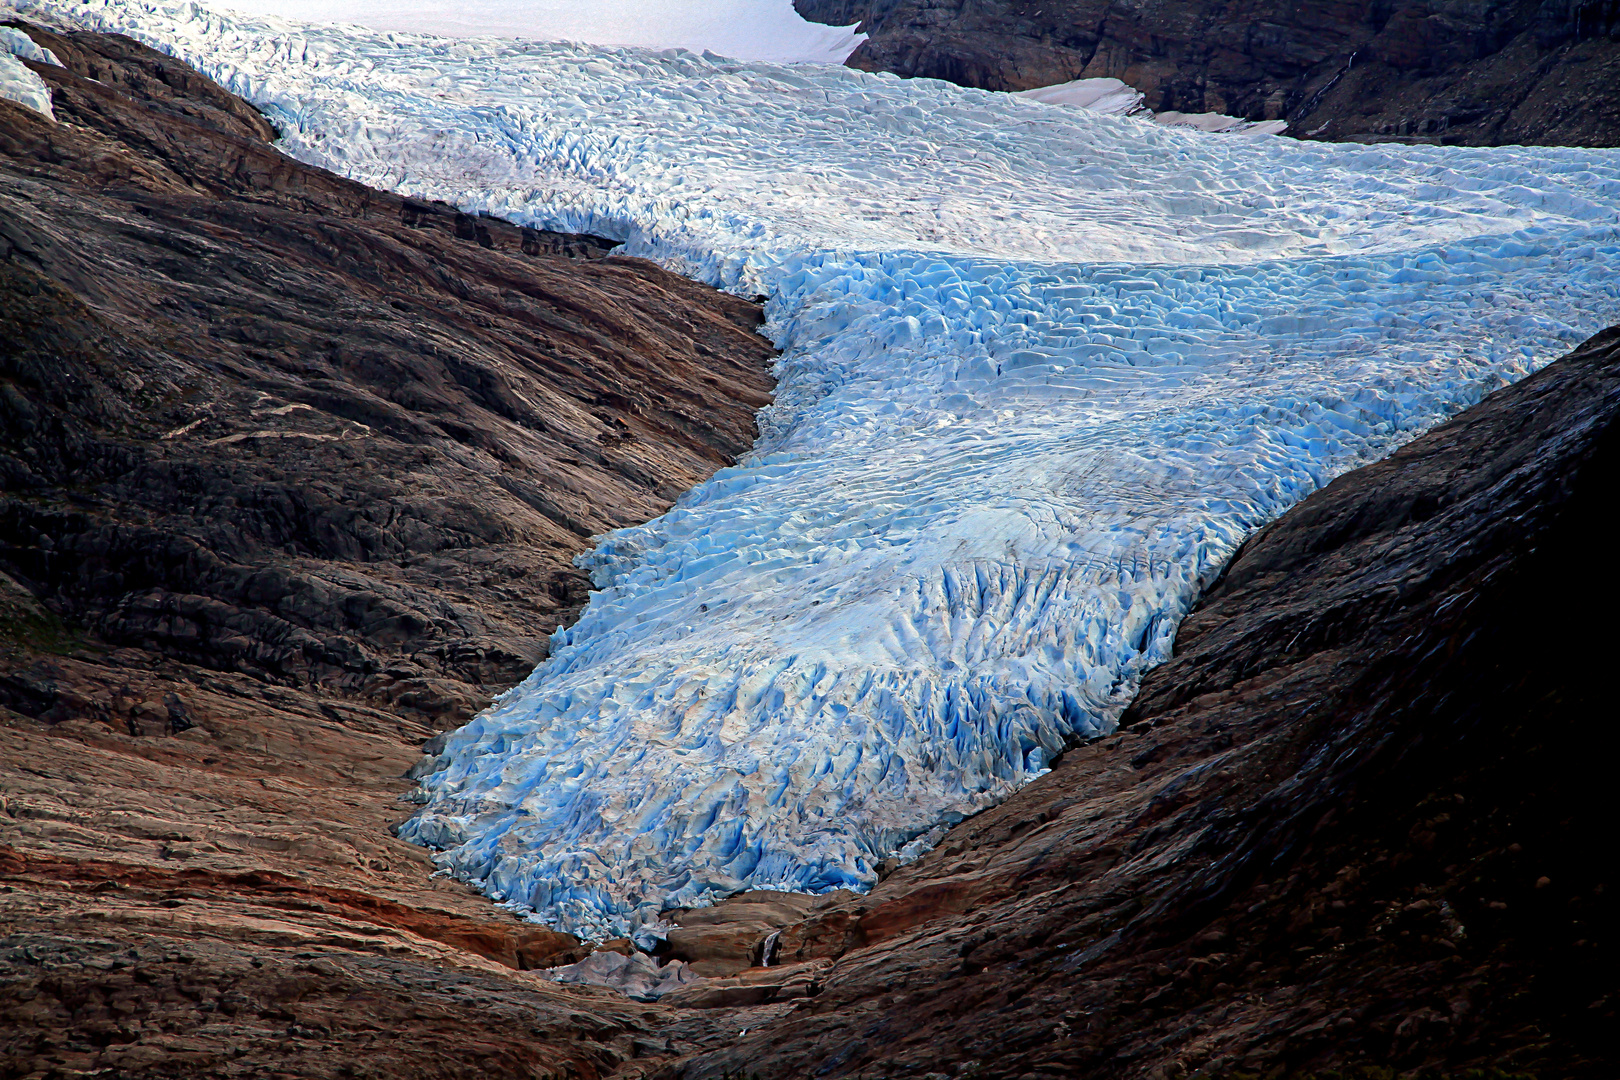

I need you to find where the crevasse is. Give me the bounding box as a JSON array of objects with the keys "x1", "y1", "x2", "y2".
[{"x1": 20, "y1": 0, "x2": 1620, "y2": 942}]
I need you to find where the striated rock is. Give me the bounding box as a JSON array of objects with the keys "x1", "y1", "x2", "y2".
[
  {"x1": 662, "y1": 890, "x2": 843, "y2": 976},
  {"x1": 1, "y1": 22, "x2": 774, "y2": 1078},
  {"x1": 796, "y1": 0, "x2": 1620, "y2": 146},
  {"x1": 659, "y1": 960, "x2": 833, "y2": 1009},
  {"x1": 669, "y1": 326, "x2": 1619, "y2": 1078},
  {"x1": 542, "y1": 950, "x2": 701, "y2": 1002}
]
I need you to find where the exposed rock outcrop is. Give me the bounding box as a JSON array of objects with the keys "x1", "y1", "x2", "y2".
[
  {"x1": 1, "y1": 23, "x2": 775, "y2": 1077},
  {"x1": 672, "y1": 326, "x2": 1619, "y2": 1078},
  {"x1": 662, "y1": 891, "x2": 838, "y2": 977},
  {"x1": 796, "y1": 0, "x2": 1620, "y2": 146},
  {"x1": 5, "y1": 18, "x2": 1616, "y2": 1080}
]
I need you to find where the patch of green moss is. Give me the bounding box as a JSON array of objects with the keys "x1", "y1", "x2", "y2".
[
  {"x1": 0, "y1": 574, "x2": 79, "y2": 655},
  {"x1": 0, "y1": 607, "x2": 79, "y2": 654}
]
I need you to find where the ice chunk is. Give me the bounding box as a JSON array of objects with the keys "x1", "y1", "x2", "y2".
[
  {"x1": 0, "y1": 29, "x2": 55, "y2": 120},
  {"x1": 26, "y1": 0, "x2": 1617, "y2": 941},
  {"x1": 542, "y1": 950, "x2": 698, "y2": 1001},
  {"x1": 1, "y1": 25, "x2": 61, "y2": 66},
  {"x1": 1016, "y1": 77, "x2": 1144, "y2": 115}
]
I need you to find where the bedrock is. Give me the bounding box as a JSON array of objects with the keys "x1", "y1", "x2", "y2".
[
  {"x1": 797, "y1": 0, "x2": 1620, "y2": 146},
  {"x1": 672, "y1": 325, "x2": 1620, "y2": 1078}
]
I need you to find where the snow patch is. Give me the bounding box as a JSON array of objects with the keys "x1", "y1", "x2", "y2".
[
  {"x1": 1154, "y1": 110, "x2": 1289, "y2": 136},
  {"x1": 1016, "y1": 76, "x2": 1144, "y2": 115},
  {"x1": 17, "y1": 0, "x2": 1619, "y2": 942}
]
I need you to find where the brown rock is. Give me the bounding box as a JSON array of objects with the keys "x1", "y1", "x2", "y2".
[
  {"x1": 663, "y1": 890, "x2": 837, "y2": 975},
  {"x1": 1, "y1": 22, "x2": 774, "y2": 1077},
  {"x1": 659, "y1": 960, "x2": 832, "y2": 1008}
]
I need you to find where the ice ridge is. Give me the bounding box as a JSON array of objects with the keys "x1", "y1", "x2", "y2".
[{"x1": 21, "y1": 0, "x2": 1619, "y2": 942}]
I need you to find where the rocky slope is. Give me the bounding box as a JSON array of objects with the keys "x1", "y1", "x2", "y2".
[
  {"x1": 0, "y1": 23, "x2": 776, "y2": 1077},
  {"x1": 672, "y1": 325, "x2": 1619, "y2": 1079},
  {"x1": 796, "y1": 0, "x2": 1620, "y2": 145},
  {"x1": 4, "y1": 18, "x2": 1616, "y2": 1080}
]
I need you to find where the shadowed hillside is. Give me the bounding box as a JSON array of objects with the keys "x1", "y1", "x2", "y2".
[{"x1": 797, "y1": 0, "x2": 1620, "y2": 145}]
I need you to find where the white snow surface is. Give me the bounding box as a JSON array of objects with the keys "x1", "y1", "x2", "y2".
[
  {"x1": 1, "y1": 26, "x2": 58, "y2": 118},
  {"x1": 1016, "y1": 77, "x2": 1144, "y2": 115},
  {"x1": 18, "y1": 0, "x2": 1620, "y2": 942},
  {"x1": 207, "y1": 0, "x2": 866, "y2": 64},
  {"x1": 1015, "y1": 78, "x2": 1290, "y2": 135},
  {"x1": 1154, "y1": 110, "x2": 1290, "y2": 137}
]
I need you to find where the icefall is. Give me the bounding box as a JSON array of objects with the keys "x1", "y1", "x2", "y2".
[{"x1": 17, "y1": 0, "x2": 1619, "y2": 941}]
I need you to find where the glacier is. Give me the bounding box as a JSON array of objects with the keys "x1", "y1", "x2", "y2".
[
  {"x1": 14, "y1": 0, "x2": 1619, "y2": 943},
  {"x1": 1014, "y1": 77, "x2": 1290, "y2": 136},
  {"x1": 206, "y1": 0, "x2": 867, "y2": 65},
  {"x1": 1, "y1": 24, "x2": 59, "y2": 118}
]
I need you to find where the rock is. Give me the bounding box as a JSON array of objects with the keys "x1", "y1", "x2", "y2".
[
  {"x1": 1, "y1": 21, "x2": 773, "y2": 1078},
  {"x1": 669, "y1": 327, "x2": 1620, "y2": 1078},
  {"x1": 794, "y1": 0, "x2": 1620, "y2": 146},
  {"x1": 659, "y1": 960, "x2": 832, "y2": 1009},
  {"x1": 543, "y1": 949, "x2": 700, "y2": 1001},
  {"x1": 663, "y1": 890, "x2": 837, "y2": 976}
]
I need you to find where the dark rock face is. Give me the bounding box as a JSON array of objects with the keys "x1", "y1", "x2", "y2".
[
  {"x1": 798, "y1": 0, "x2": 1620, "y2": 145},
  {"x1": 2, "y1": 22, "x2": 774, "y2": 723},
  {"x1": 671, "y1": 327, "x2": 1619, "y2": 1079},
  {"x1": 1, "y1": 24, "x2": 775, "y2": 1078}
]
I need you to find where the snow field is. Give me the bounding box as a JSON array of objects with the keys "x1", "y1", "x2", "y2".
[
  {"x1": 17, "y1": 0, "x2": 1620, "y2": 941},
  {"x1": 1015, "y1": 77, "x2": 1289, "y2": 134},
  {"x1": 205, "y1": 0, "x2": 867, "y2": 65}
]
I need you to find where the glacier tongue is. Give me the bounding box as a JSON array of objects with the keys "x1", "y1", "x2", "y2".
[{"x1": 22, "y1": 0, "x2": 1619, "y2": 941}]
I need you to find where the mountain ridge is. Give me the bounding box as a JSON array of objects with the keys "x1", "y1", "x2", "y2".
[{"x1": 795, "y1": 0, "x2": 1620, "y2": 145}]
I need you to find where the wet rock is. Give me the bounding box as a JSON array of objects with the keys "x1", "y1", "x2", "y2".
[
  {"x1": 660, "y1": 960, "x2": 832, "y2": 1009},
  {"x1": 663, "y1": 890, "x2": 836, "y2": 976}
]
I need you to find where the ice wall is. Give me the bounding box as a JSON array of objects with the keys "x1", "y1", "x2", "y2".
[
  {"x1": 1, "y1": 25, "x2": 59, "y2": 119},
  {"x1": 18, "y1": 0, "x2": 1619, "y2": 942}
]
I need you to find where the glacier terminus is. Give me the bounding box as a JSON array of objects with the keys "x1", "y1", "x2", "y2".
[{"x1": 16, "y1": 0, "x2": 1620, "y2": 943}]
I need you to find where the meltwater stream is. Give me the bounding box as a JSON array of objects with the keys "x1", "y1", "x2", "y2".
[{"x1": 21, "y1": 0, "x2": 1620, "y2": 941}]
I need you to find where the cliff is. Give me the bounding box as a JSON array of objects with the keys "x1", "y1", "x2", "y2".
[
  {"x1": 675, "y1": 324, "x2": 1619, "y2": 1078},
  {"x1": 796, "y1": 0, "x2": 1620, "y2": 145}
]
